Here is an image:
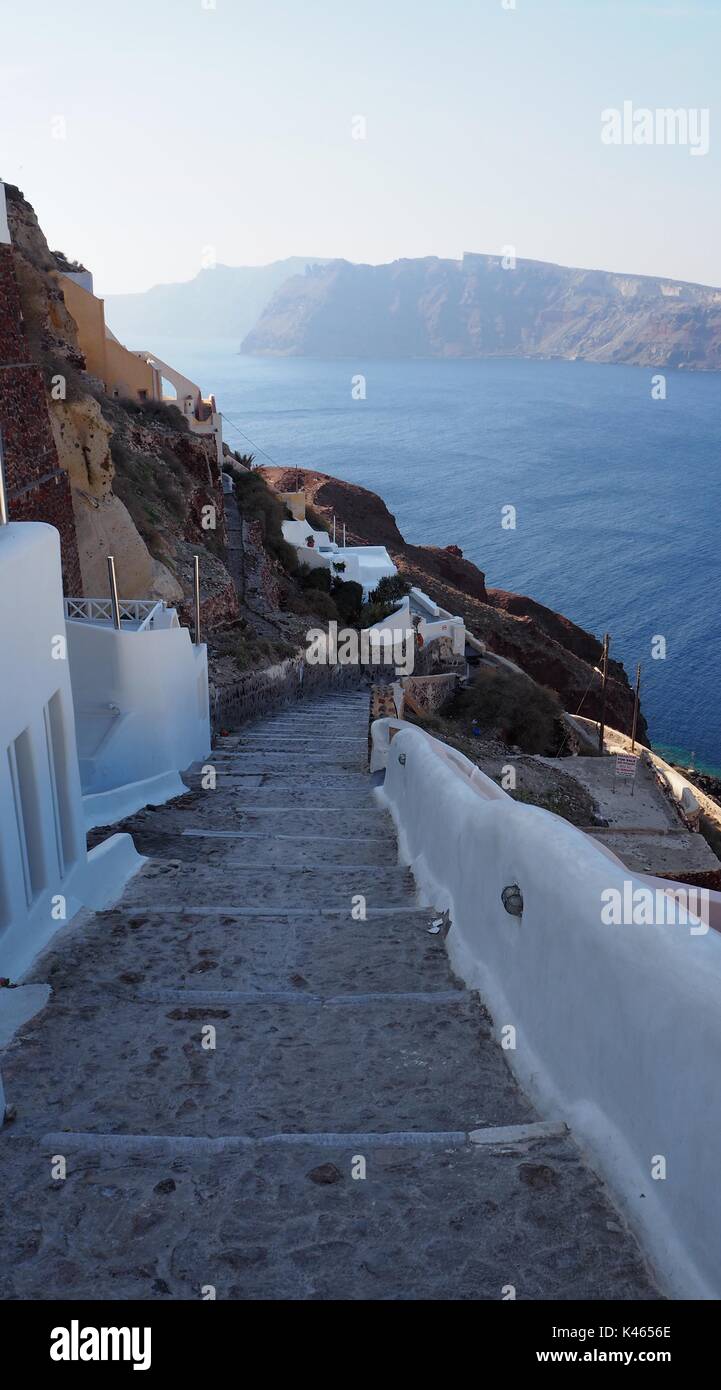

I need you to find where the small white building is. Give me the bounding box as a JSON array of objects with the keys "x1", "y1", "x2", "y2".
[
  {"x1": 0, "y1": 522, "x2": 140, "y2": 983},
  {"x1": 281, "y1": 519, "x2": 397, "y2": 600}
]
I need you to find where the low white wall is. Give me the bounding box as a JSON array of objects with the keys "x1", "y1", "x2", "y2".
[
  {"x1": 0, "y1": 525, "x2": 141, "y2": 983},
  {"x1": 372, "y1": 717, "x2": 721, "y2": 1299},
  {"x1": 67, "y1": 617, "x2": 210, "y2": 827}
]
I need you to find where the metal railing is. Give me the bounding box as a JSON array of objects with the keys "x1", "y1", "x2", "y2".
[{"x1": 64, "y1": 597, "x2": 166, "y2": 630}]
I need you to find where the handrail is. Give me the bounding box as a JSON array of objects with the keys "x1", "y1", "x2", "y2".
[{"x1": 64, "y1": 598, "x2": 165, "y2": 629}]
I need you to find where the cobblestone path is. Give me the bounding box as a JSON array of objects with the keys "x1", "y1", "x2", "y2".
[{"x1": 0, "y1": 692, "x2": 659, "y2": 1300}]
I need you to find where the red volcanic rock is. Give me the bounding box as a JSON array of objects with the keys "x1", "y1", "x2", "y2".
[
  {"x1": 444, "y1": 544, "x2": 463, "y2": 557},
  {"x1": 260, "y1": 465, "x2": 647, "y2": 742}
]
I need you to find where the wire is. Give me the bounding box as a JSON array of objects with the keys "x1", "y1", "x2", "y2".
[
  {"x1": 555, "y1": 666, "x2": 600, "y2": 758},
  {"x1": 219, "y1": 412, "x2": 283, "y2": 469}
]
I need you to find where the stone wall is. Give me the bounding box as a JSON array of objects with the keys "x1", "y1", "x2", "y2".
[
  {"x1": 210, "y1": 657, "x2": 367, "y2": 733},
  {"x1": 401, "y1": 672, "x2": 459, "y2": 718},
  {"x1": 0, "y1": 243, "x2": 81, "y2": 593}
]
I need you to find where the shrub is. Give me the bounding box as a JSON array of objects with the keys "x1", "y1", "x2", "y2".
[
  {"x1": 370, "y1": 574, "x2": 410, "y2": 605},
  {"x1": 231, "y1": 470, "x2": 300, "y2": 574},
  {"x1": 360, "y1": 600, "x2": 394, "y2": 628},
  {"x1": 306, "y1": 591, "x2": 339, "y2": 622},
  {"x1": 451, "y1": 666, "x2": 562, "y2": 755},
  {"x1": 331, "y1": 578, "x2": 363, "y2": 626},
  {"x1": 116, "y1": 397, "x2": 190, "y2": 432},
  {"x1": 306, "y1": 503, "x2": 330, "y2": 536},
  {"x1": 300, "y1": 567, "x2": 332, "y2": 593}
]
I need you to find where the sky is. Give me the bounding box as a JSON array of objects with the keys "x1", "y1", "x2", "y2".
[{"x1": 0, "y1": 0, "x2": 719, "y2": 296}]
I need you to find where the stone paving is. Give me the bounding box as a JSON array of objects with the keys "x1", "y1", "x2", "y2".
[{"x1": 0, "y1": 692, "x2": 660, "y2": 1300}]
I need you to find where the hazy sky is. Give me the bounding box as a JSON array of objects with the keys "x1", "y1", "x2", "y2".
[{"x1": 1, "y1": 0, "x2": 718, "y2": 295}]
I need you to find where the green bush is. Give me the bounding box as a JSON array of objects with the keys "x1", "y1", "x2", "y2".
[
  {"x1": 232, "y1": 471, "x2": 299, "y2": 574},
  {"x1": 116, "y1": 397, "x2": 190, "y2": 432},
  {"x1": 360, "y1": 600, "x2": 394, "y2": 628},
  {"x1": 370, "y1": 574, "x2": 410, "y2": 605},
  {"x1": 331, "y1": 578, "x2": 363, "y2": 626},
  {"x1": 300, "y1": 567, "x2": 332, "y2": 593},
  {"x1": 451, "y1": 666, "x2": 562, "y2": 755},
  {"x1": 306, "y1": 591, "x2": 339, "y2": 622},
  {"x1": 306, "y1": 503, "x2": 330, "y2": 536}
]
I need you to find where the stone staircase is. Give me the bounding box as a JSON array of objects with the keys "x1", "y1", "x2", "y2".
[{"x1": 0, "y1": 691, "x2": 659, "y2": 1300}]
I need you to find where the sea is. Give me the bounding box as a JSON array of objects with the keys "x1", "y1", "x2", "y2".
[{"x1": 148, "y1": 340, "x2": 721, "y2": 772}]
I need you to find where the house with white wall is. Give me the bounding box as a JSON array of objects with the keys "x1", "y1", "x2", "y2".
[
  {"x1": 281, "y1": 517, "x2": 397, "y2": 599},
  {"x1": 0, "y1": 519, "x2": 140, "y2": 985},
  {"x1": 133, "y1": 351, "x2": 224, "y2": 466}
]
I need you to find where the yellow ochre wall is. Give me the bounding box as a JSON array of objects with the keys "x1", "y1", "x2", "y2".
[
  {"x1": 58, "y1": 275, "x2": 158, "y2": 401},
  {"x1": 279, "y1": 491, "x2": 306, "y2": 520}
]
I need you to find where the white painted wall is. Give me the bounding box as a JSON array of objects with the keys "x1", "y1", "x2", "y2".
[
  {"x1": 66, "y1": 611, "x2": 211, "y2": 828},
  {"x1": 282, "y1": 521, "x2": 397, "y2": 599},
  {"x1": 370, "y1": 595, "x2": 466, "y2": 655},
  {"x1": 0, "y1": 524, "x2": 141, "y2": 983},
  {"x1": 372, "y1": 717, "x2": 721, "y2": 1299}
]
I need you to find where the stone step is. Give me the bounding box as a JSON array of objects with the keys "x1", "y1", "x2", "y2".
[
  {"x1": 215, "y1": 736, "x2": 369, "y2": 747},
  {"x1": 163, "y1": 806, "x2": 394, "y2": 838},
  {"x1": 183, "y1": 779, "x2": 376, "y2": 807},
  {"x1": 121, "y1": 861, "x2": 418, "y2": 909},
  {"x1": 4, "y1": 994, "x2": 532, "y2": 1140},
  {"x1": 104, "y1": 828, "x2": 400, "y2": 868},
  {"x1": 29, "y1": 907, "x2": 452, "y2": 996},
  {"x1": 31, "y1": 900, "x2": 455, "y2": 1000},
  {"x1": 0, "y1": 1132, "x2": 657, "y2": 1301},
  {"x1": 207, "y1": 752, "x2": 368, "y2": 770}
]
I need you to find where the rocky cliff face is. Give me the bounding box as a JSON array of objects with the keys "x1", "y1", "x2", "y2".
[
  {"x1": 243, "y1": 254, "x2": 721, "y2": 369},
  {"x1": 261, "y1": 466, "x2": 648, "y2": 741},
  {"x1": 1, "y1": 182, "x2": 237, "y2": 625}
]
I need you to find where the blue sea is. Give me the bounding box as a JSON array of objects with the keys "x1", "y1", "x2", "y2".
[{"x1": 151, "y1": 341, "x2": 721, "y2": 772}]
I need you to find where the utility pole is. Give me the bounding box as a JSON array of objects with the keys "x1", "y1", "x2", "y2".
[
  {"x1": 194, "y1": 555, "x2": 201, "y2": 645},
  {"x1": 598, "y1": 632, "x2": 610, "y2": 753},
  {"x1": 630, "y1": 662, "x2": 641, "y2": 752},
  {"x1": 107, "y1": 555, "x2": 121, "y2": 630}
]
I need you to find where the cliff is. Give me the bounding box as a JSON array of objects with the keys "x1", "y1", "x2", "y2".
[
  {"x1": 260, "y1": 466, "x2": 648, "y2": 742},
  {"x1": 104, "y1": 258, "x2": 329, "y2": 345},
  {"x1": 243, "y1": 254, "x2": 721, "y2": 370},
  {"x1": 1, "y1": 182, "x2": 236, "y2": 624}
]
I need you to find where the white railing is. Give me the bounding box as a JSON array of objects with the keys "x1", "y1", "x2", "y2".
[{"x1": 64, "y1": 598, "x2": 166, "y2": 630}]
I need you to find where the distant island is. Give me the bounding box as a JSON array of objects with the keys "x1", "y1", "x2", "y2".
[
  {"x1": 103, "y1": 251, "x2": 721, "y2": 371},
  {"x1": 241, "y1": 253, "x2": 721, "y2": 369}
]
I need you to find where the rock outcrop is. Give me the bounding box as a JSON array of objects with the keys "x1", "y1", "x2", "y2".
[
  {"x1": 1, "y1": 181, "x2": 234, "y2": 623},
  {"x1": 261, "y1": 466, "x2": 648, "y2": 741}
]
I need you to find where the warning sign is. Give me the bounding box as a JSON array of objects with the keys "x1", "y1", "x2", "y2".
[
  {"x1": 615, "y1": 754, "x2": 639, "y2": 778},
  {"x1": 614, "y1": 753, "x2": 639, "y2": 793}
]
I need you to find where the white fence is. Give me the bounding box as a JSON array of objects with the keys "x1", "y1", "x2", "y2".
[
  {"x1": 64, "y1": 597, "x2": 171, "y2": 631},
  {"x1": 371, "y1": 716, "x2": 721, "y2": 1299}
]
